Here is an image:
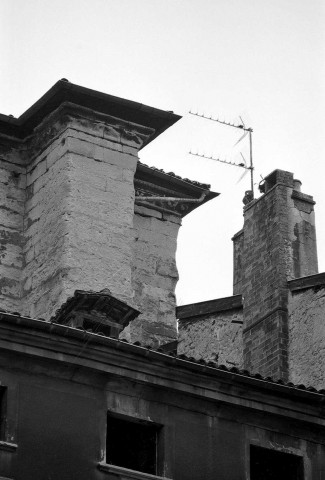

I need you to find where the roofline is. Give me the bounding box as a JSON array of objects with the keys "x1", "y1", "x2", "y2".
[
  {"x1": 177, "y1": 294, "x2": 242, "y2": 320},
  {"x1": 288, "y1": 272, "x2": 325, "y2": 293},
  {"x1": 0, "y1": 79, "x2": 181, "y2": 148},
  {"x1": 0, "y1": 311, "x2": 323, "y2": 405},
  {"x1": 136, "y1": 162, "x2": 219, "y2": 196}
]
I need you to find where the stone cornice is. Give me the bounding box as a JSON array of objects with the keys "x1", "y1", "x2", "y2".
[
  {"x1": 288, "y1": 272, "x2": 325, "y2": 292},
  {"x1": 0, "y1": 80, "x2": 181, "y2": 149}
]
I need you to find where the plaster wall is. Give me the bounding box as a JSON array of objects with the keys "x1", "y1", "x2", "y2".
[
  {"x1": 177, "y1": 309, "x2": 243, "y2": 367},
  {"x1": 288, "y1": 287, "x2": 325, "y2": 389},
  {"x1": 1, "y1": 342, "x2": 324, "y2": 480}
]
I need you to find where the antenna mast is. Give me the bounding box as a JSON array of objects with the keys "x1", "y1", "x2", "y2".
[{"x1": 189, "y1": 111, "x2": 254, "y2": 197}]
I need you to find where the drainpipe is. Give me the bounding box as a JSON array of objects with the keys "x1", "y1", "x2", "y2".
[{"x1": 135, "y1": 192, "x2": 207, "y2": 203}]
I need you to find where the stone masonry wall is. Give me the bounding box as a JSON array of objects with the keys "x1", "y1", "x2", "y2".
[
  {"x1": 288, "y1": 191, "x2": 318, "y2": 280},
  {"x1": 288, "y1": 287, "x2": 325, "y2": 389},
  {"x1": 242, "y1": 183, "x2": 292, "y2": 379},
  {"x1": 124, "y1": 204, "x2": 180, "y2": 346},
  {"x1": 232, "y1": 229, "x2": 244, "y2": 296},
  {"x1": 21, "y1": 105, "x2": 154, "y2": 319},
  {"x1": 0, "y1": 137, "x2": 25, "y2": 312},
  {"x1": 240, "y1": 170, "x2": 318, "y2": 380},
  {"x1": 0, "y1": 103, "x2": 155, "y2": 321},
  {"x1": 177, "y1": 308, "x2": 243, "y2": 367}
]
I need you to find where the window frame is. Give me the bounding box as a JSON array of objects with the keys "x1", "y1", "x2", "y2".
[
  {"x1": 105, "y1": 411, "x2": 163, "y2": 478},
  {"x1": 250, "y1": 444, "x2": 304, "y2": 479},
  {"x1": 104, "y1": 411, "x2": 166, "y2": 479},
  {"x1": 0, "y1": 384, "x2": 18, "y2": 454},
  {"x1": 247, "y1": 438, "x2": 309, "y2": 480}
]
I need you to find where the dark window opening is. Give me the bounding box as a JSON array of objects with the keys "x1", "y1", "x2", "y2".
[
  {"x1": 106, "y1": 414, "x2": 160, "y2": 475},
  {"x1": 250, "y1": 445, "x2": 304, "y2": 480},
  {"x1": 0, "y1": 387, "x2": 7, "y2": 440}
]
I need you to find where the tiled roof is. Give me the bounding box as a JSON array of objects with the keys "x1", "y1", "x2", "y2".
[
  {"x1": 0, "y1": 309, "x2": 324, "y2": 397},
  {"x1": 138, "y1": 161, "x2": 211, "y2": 190}
]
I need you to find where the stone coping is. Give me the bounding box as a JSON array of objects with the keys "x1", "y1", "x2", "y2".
[
  {"x1": 288, "y1": 272, "x2": 325, "y2": 292},
  {"x1": 176, "y1": 295, "x2": 243, "y2": 320}
]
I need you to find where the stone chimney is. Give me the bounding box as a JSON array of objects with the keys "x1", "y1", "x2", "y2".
[
  {"x1": 233, "y1": 169, "x2": 318, "y2": 380},
  {"x1": 0, "y1": 80, "x2": 217, "y2": 347}
]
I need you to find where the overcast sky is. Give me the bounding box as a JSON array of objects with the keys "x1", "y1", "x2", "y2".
[{"x1": 1, "y1": 0, "x2": 325, "y2": 305}]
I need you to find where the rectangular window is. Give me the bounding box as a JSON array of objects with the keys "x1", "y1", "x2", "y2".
[
  {"x1": 250, "y1": 445, "x2": 304, "y2": 480},
  {"x1": 106, "y1": 413, "x2": 161, "y2": 475}
]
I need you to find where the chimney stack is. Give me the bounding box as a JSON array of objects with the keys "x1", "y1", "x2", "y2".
[{"x1": 233, "y1": 169, "x2": 318, "y2": 380}]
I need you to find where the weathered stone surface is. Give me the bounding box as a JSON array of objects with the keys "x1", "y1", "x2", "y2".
[
  {"x1": 134, "y1": 204, "x2": 162, "y2": 220},
  {"x1": 0, "y1": 155, "x2": 25, "y2": 311},
  {"x1": 288, "y1": 288, "x2": 325, "y2": 389},
  {"x1": 20, "y1": 116, "x2": 141, "y2": 317},
  {"x1": 237, "y1": 170, "x2": 319, "y2": 380},
  {"x1": 232, "y1": 229, "x2": 244, "y2": 296},
  {"x1": 0, "y1": 97, "x2": 189, "y2": 348},
  {"x1": 129, "y1": 208, "x2": 180, "y2": 346},
  {"x1": 178, "y1": 309, "x2": 243, "y2": 366},
  {"x1": 0, "y1": 102, "x2": 159, "y2": 320}
]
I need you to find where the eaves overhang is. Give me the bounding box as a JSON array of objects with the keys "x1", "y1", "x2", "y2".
[
  {"x1": 0, "y1": 311, "x2": 324, "y2": 428},
  {"x1": 0, "y1": 80, "x2": 181, "y2": 148},
  {"x1": 135, "y1": 162, "x2": 219, "y2": 217},
  {"x1": 288, "y1": 272, "x2": 325, "y2": 293}
]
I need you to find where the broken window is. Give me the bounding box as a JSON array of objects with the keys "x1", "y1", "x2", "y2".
[
  {"x1": 250, "y1": 445, "x2": 304, "y2": 480},
  {"x1": 0, "y1": 387, "x2": 6, "y2": 440},
  {"x1": 106, "y1": 413, "x2": 160, "y2": 475}
]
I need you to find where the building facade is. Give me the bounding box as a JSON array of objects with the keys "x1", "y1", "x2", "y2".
[{"x1": 0, "y1": 80, "x2": 324, "y2": 479}]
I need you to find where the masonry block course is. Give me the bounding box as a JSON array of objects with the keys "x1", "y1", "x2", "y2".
[
  {"x1": 20, "y1": 109, "x2": 151, "y2": 319},
  {"x1": 0, "y1": 94, "x2": 171, "y2": 323},
  {"x1": 0, "y1": 138, "x2": 26, "y2": 312},
  {"x1": 0, "y1": 81, "x2": 221, "y2": 348},
  {"x1": 125, "y1": 206, "x2": 180, "y2": 346},
  {"x1": 232, "y1": 229, "x2": 244, "y2": 296},
  {"x1": 237, "y1": 169, "x2": 318, "y2": 380}
]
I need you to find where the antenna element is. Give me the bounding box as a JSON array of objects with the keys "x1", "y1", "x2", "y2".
[{"x1": 189, "y1": 111, "x2": 254, "y2": 196}]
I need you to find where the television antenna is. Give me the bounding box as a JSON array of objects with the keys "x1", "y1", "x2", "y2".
[{"x1": 189, "y1": 111, "x2": 254, "y2": 198}]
